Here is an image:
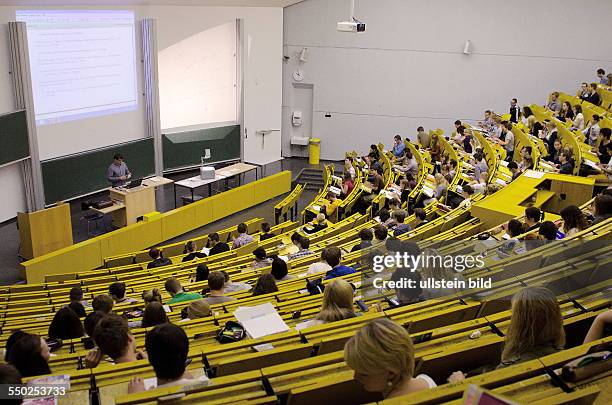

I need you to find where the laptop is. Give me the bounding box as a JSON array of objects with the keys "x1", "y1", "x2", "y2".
[{"x1": 126, "y1": 178, "x2": 143, "y2": 189}]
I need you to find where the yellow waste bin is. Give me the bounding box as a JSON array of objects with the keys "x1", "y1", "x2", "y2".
[{"x1": 309, "y1": 138, "x2": 321, "y2": 165}]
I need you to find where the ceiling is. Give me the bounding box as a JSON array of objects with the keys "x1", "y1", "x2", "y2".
[{"x1": 0, "y1": 0, "x2": 304, "y2": 7}]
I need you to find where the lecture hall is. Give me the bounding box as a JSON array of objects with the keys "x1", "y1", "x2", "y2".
[{"x1": 0, "y1": 1, "x2": 610, "y2": 404}]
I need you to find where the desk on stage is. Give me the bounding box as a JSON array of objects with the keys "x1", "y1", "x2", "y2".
[{"x1": 173, "y1": 163, "x2": 258, "y2": 207}]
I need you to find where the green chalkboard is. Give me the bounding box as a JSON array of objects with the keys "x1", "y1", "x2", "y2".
[
  {"x1": 163, "y1": 124, "x2": 240, "y2": 171},
  {"x1": 0, "y1": 110, "x2": 30, "y2": 166},
  {"x1": 41, "y1": 138, "x2": 155, "y2": 204}
]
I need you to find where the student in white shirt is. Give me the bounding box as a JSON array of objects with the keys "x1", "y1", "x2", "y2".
[
  {"x1": 307, "y1": 249, "x2": 332, "y2": 275},
  {"x1": 344, "y1": 319, "x2": 437, "y2": 400},
  {"x1": 583, "y1": 114, "x2": 601, "y2": 146},
  {"x1": 345, "y1": 157, "x2": 356, "y2": 179},
  {"x1": 570, "y1": 105, "x2": 585, "y2": 131}
]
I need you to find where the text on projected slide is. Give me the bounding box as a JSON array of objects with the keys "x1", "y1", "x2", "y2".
[{"x1": 16, "y1": 10, "x2": 138, "y2": 125}]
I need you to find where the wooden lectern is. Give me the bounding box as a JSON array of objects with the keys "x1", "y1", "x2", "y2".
[
  {"x1": 18, "y1": 203, "x2": 73, "y2": 259},
  {"x1": 106, "y1": 185, "x2": 156, "y2": 227}
]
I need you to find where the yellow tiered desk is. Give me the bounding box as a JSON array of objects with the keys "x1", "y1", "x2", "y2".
[{"x1": 471, "y1": 171, "x2": 594, "y2": 229}]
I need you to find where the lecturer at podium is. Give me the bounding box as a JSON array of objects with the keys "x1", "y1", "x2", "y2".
[{"x1": 107, "y1": 153, "x2": 132, "y2": 187}]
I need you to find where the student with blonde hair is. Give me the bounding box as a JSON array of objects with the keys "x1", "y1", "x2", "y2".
[
  {"x1": 316, "y1": 279, "x2": 355, "y2": 322},
  {"x1": 498, "y1": 286, "x2": 565, "y2": 367},
  {"x1": 184, "y1": 300, "x2": 211, "y2": 320},
  {"x1": 449, "y1": 286, "x2": 565, "y2": 382},
  {"x1": 344, "y1": 318, "x2": 436, "y2": 398},
  {"x1": 423, "y1": 173, "x2": 448, "y2": 206},
  {"x1": 142, "y1": 288, "x2": 163, "y2": 304},
  {"x1": 296, "y1": 279, "x2": 356, "y2": 329}
]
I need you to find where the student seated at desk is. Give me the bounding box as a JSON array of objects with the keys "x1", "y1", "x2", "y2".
[
  {"x1": 351, "y1": 228, "x2": 374, "y2": 252},
  {"x1": 391, "y1": 210, "x2": 411, "y2": 237},
  {"x1": 221, "y1": 270, "x2": 251, "y2": 293},
  {"x1": 92, "y1": 294, "x2": 114, "y2": 314},
  {"x1": 324, "y1": 246, "x2": 357, "y2": 280},
  {"x1": 203, "y1": 272, "x2": 236, "y2": 305},
  {"x1": 412, "y1": 208, "x2": 428, "y2": 228},
  {"x1": 472, "y1": 152, "x2": 488, "y2": 180},
  {"x1": 324, "y1": 193, "x2": 343, "y2": 218},
  {"x1": 394, "y1": 150, "x2": 418, "y2": 177},
  {"x1": 142, "y1": 288, "x2": 163, "y2": 305},
  {"x1": 251, "y1": 247, "x2": 272, "y2": 270},
  {"x1": 232, "y1": 223, "x2": 254, "y2": 249},
  {"x1": 538, "y1": 221, "x2": 559, "y2": 241},
  {"x1": 143, "y1": 303, "x2": 169, "y2": 328},
  {"x1": 518, "y1": 146, "x2": 534, "y2": 171},
  {"x1": 271, "y1": 256, "x2": 296, "y2": 281},
  {"x1": 86, "y1": 314, "x2": 147, "y2": 368},
  {"x1": 524, "y1": 206, "x2": 544, "y2": 232},
  {"x1": 392, "y1": 134, "x2": 406, "y2": 158},
  {"x1": 147, "y1": 248, "x2": 172, "y2": 269},
  {"x1": 344, "y1": 319, "x2": 436, "y2": 399},
  {"x1": 84, "y1": 311, "x2": 106, "y2": 338},
  {"x1": 288, "y1": 234, "x2": 314, "y2": 261},
  {"x1": 296, "y1": 279, "x2": 357, "y2": 330},
  {"x1": 376, "y1": 208, "x2": 394, "y2": 228},
  {"x1": 109, "y1": 281, "x2": 138, "y2": 304},
  {"x1": 307, "y1": 249, "x2": 333, "y2": 275},
  {"x1": 48, "y1": 307, "x2": 84, "y2": 340},
  {"x1": 372, "y1": 224, "x2": 388, "y2": 246},
  {"x1": 207, "y1": 232, "x2": 230, "y2": 256},
  {"x1": 422, "y1": 173, "x2": 448, "y2": 207},
  {"x1": 420, "y1": 249, "x2": 465, "y2": 300},
  {"x1": 469, "y1": 171, "x2": 488, "y2": 194},
  {"x1": 68, "y1": 286, "x2": 89, "y2": 313},
  {"x1": 252, "y1": 274, "x2": 279, "y2": 296},
  {"x1": 556, "y1": 152, "x2": 575, "y2": 174},
  {"x1": 589, "y1": 194, "x2": 612, "y2": 225},
  {"x1": 303, "y1": 213, "x2": 328, "y2": 234},
  {"x1": 5, "y1": 331, "x2": 51, "y2": 378},
  {"x1": 192, "y1": 264, "x2": 210, "y2": 283},
  {"x1": 181, "y1": 300, "x2": 211, "y2": 321},
  {"x1": 345, "y1": 156, "x2": 357, "y2": 180},
  {"x1": 341, "y1": 172, "x2": 355, "y2": 197},
  {"x1": 128, "y1": 324, "x2": 209, "y2": 393},
  {"x1": 560, "y1": 205, "x2": 589, "y2": 237},
  {"x1": 449, "y1": 286, "x2": 564, "y2": 383},
  {"x1": 507, "y1": 161, "x2": 521, "y2": 181},
  {"x1": 182, "y1": 241, "x2": 207, "y2": 262},
  {"x1": 67, "y1": 299, "x2": 87, "y2": 319},
  {"x1": 259, "y1": 222, "x2": 276, "y2": 241},
  {"x1": 165, "y1": 278, "x2": 202, "y2": 305}
]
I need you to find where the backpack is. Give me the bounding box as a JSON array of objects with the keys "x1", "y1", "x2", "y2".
[
  {"x1": 216, "y1": 321, "x2": 246, "y2": 344},
  {"x1": 306, "y1": 278, "x2": 325, "y2": 295}
]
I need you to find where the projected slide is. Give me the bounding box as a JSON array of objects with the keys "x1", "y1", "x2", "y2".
[
  {"x1": 159, "y1": 22, "x2": 237, "y2": 131},
  {"x1": 16, "y1": 10, "x2": 138, "y2": 125}
]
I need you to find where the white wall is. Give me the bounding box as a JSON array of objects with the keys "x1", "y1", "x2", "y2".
[
  {"x1": 282, "y1": 0, "x2": 612, "y2": 160},
  {"x1": 0, "y1": 4, "x2": 282, "y2": 220},
  {"x1": 144, "y1": 5, "x2": 283, "y2": 165},
  {"x1": 0, "y1": 164, "x2": 26, "y2": 223}
]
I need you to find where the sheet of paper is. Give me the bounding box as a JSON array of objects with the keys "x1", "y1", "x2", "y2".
[
  {"x1": 523, "y1": 170, "x2": 545, "y2": 179},
  {"x1": 233, "y1": 302, "x2": 289, "y2": 339}
]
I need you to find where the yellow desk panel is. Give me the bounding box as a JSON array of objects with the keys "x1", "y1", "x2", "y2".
[
  {"x1": 21, "y1": 171, "x2": 293, "y2": 284},
  {"x1": 99, "y1": 219, "x2": 163, "y2": 259},
  {"x1": 161, "y1": 204, "x2": 197, "y2": 241},
  {"x1": 24, "y1": 238, "x2": 102, "y2": 284}
]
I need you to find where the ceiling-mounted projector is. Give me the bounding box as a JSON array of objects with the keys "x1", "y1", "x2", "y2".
[
  {"x1": 337, "y1": 21, "x2": 366, "y2": 33},
  {"x1": 337, "y1": 0, "x2": 365, "y2": 33}
]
